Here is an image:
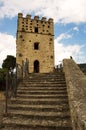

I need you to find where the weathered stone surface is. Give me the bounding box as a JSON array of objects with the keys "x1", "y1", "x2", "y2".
[
  {"x1": 2, "y1": 71, "x2": 72, "y2": 129},
  {"x1": 63, "y1": 59, "x2": 86, "y2": 130},
  {"x1": 16, "y1": 13, "x2": 54, "y2": 73}
]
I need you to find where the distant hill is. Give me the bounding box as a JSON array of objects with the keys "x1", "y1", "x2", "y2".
[{"x1": 78, "y1": 63, "x2": 86, "y2": 75}]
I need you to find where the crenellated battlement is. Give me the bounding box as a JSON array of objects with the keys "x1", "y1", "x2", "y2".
[
  {"x1": 18, "y1": 13, "x2": 53, "y2": 22},
  {"x1": 34, "y1": 16, "x2": 39, "y2": 20},
  {"x1": 17, "y1": 13, "x2": 54, "y2": 35}
]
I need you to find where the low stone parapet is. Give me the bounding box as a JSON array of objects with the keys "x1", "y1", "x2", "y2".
[{"x1": 63, "y1": 59, "x2": 86, "y2": 130}]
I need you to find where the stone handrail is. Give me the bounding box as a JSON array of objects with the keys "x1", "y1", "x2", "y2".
[{"x1": 63, "y1": 59, "x2": 86, "y2": 130}]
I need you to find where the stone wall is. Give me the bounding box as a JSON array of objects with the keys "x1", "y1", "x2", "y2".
[
  {"x1": 16, "y1": 13, "x2": 54, "y2": 73},
  {"x1": 63, "y1": 59, "x2": 86, "y2": 130}
]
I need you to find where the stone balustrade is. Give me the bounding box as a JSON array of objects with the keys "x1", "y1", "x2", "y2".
[{"x1": 63, "y1": 59, "x2": 86, "y2": 130}]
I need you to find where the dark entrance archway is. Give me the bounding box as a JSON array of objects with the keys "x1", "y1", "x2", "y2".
[{"x1": 34, "y1": 60, "x2": 39, "y2": 73}]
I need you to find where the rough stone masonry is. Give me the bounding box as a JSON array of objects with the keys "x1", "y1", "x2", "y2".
[
  {"x1": 63, "y1": 59, "x2": 86, "y2": 130},
  {"x1": 16, "y1": 13, "x2": 54, "y2": 73}
]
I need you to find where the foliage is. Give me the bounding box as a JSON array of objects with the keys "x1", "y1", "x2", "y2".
[
  {"x1": 0, "y1": 68, "x2": 7, "y2": 90},
  {"x1": 2, "y1": 55, "x2": 16, "y2": 71},
  {"x1": 1, "y1": 55, "x2": 16, "y2": 90}
]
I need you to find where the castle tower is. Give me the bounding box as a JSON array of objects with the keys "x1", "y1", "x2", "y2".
[{"x1": 16, "y1": 13, "x2": 54, "y2": 73}]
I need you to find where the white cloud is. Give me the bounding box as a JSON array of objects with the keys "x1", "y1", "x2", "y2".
[
  {"x1": 73, "y1": 27, "x2": 79, "y2": 32},
  {"x1": 54, "y1": 33, "x2": 85, "y2": 65},
  {"x1": 56, "y1": 33, "x2": 72, "y2": 42},
  {"x1": 0, "y1": 33, "x2": 16, "y2": 67},
  {"x1": 0, "y1": 0, "x2": 86, "y2": 23}
]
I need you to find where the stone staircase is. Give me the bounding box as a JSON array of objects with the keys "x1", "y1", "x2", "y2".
[{"x1": 2, "y1": 70, "x2": 72, "y2": 130}]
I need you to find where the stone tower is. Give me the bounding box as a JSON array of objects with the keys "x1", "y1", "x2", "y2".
[{"x1": 16, "y1": 13, "x2": 54, "y2": 73}]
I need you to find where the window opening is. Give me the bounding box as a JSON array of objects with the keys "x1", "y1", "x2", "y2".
[
  {"x1": 20, "y1": 35, "x2": 23, "y2": 38},
  {"x1": 34, "y1": 42, "x2": 39, "y2": 50},
  {"x1": 50, "y1": 38, "x2": 52, "y2": 41},
  {"x1": 35, "y1": 27, "x2": 38, "y2": 33}
]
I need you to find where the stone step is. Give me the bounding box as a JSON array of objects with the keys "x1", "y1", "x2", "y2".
[
  {"x1": 3, "y1": 116, "x2": 72, "y2": 130},
  {"x1": 22, "y1": 81, "x2": 66, "y2": 84},
  {"x1": 10, "y1": 98, "x2": 69, "y2": 105},
  {"x1": 20, "y1": 83, "x2": 66, "y2": 87},
  {"x1": 18, "y1": 85, "x2": 66, "y2": 88},
  {"x1": 11, "y1": 96, "x2": 68, "y2": 102},
  {"x1": 24, "y1": 78, "x2": 66, "y2": 81},
  {"x1": 16, "y1": 94, "x2": 68, "y2": 99},
  {"x1": 26, "y1": 77, "x2": 65, "y2": 81},
  {"x1": 2, "y1": 126, "x2": 72, "y2": 130},
  {"x1": 26, "y1": 79, "x2": 66, "y2": 82},
  {"x1": 27, "y1": 73, "x2": 65, "y2": 76},
  {"x1": 26, "y1": 76, "x2": 65, "y2": 79},
  {"x1": 8, "y1": 104, "x2": 69, "y2": 112},
  {"x1": 17, "y1": 91, "x2": 67, "y2": 95},
  {"x1": 27, "y1": 76, "x2": 65, "y2": 79},
  {"x1": 18, "y1": 86, "x2": 67, "y2": 90},
  {"x1": 28, "y1": 73, "x2": 64, "y2": 76},
  {"x1": 5, "y1": 110, "x2": 71, "y2": 119},
  {"x1": 17, "y1": 89, "x2": 67, "y2": 92},
  {"x1": 22, "y1": 82, "x2": 66, "y2": 85},
  {"x1": 24, "y1": 75, "x2": 65, "y2": 79},
  {"x1": 11, "y1": 98, "x2": 68, "y2": 102},
  {"x1": 19, "y1": 83, "x2": 66, "y2": 87},
  {"x1": 17, "y1": 87, "x2": 67, "y2": 91}
]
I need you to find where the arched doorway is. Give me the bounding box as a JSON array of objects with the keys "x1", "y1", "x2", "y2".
[{"x1": 34, "y1": 60, "x2": 39, "y2": 73}]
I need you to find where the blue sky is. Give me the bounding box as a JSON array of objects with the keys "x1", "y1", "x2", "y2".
[{"x1": 0, "y1": 0, "x2": 86, "y2": 67}]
